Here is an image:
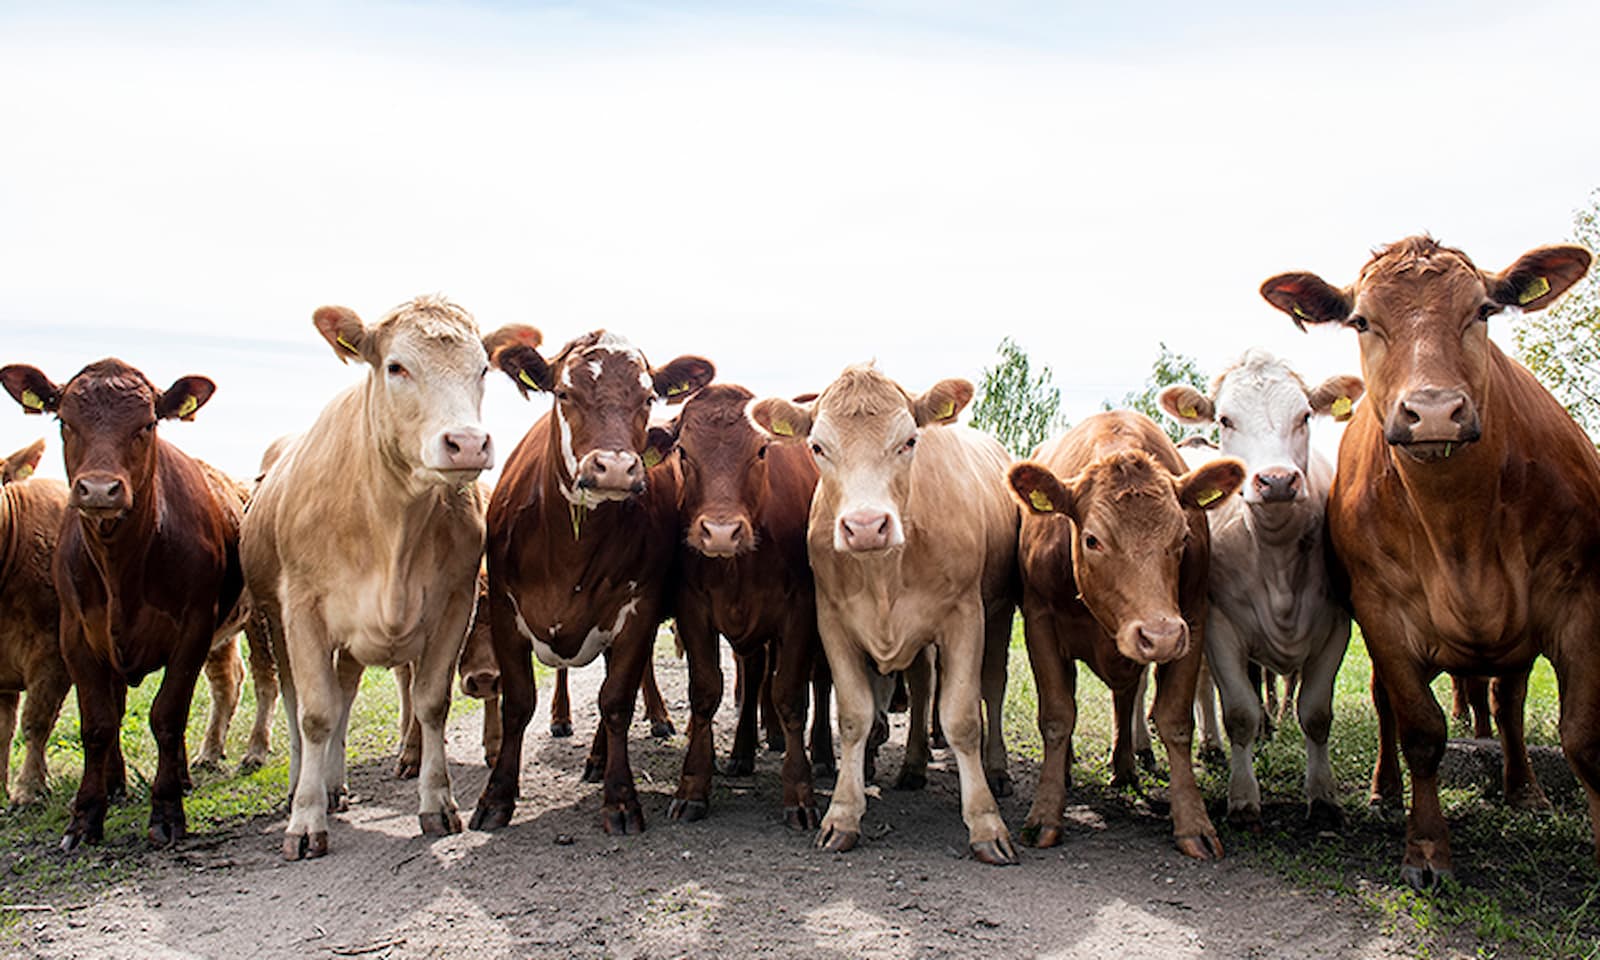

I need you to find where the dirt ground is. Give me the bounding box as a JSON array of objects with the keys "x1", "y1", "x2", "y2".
[{"x1": 8, "y1": 648, "x2": 1422, "y2": 960}]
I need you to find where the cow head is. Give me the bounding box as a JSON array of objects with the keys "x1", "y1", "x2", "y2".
[
  {"x1": 661, "y1": 384, "x2": 782, "y2": 557},
  {"x1": 1, "y1": 359, "x2": 214, "y2": 522},
  {"x1": 1159, "y1": 349, "x2": 1362, "y2": 505},
  {"x1": 315, "y1": 295, "x2": 520, "y2": 485},
  {"x1": 1, "y1": 438, "x2": 45, "y2": 485},
  {"x1": 1010, "y1": 451, "x2": 1243, "y2": 663},
  {"x1": 489, "y1": 328, "x2": 714, "y2": 506},
  {"x1": 751, "y1": 364, "x2": 970, "y2": 554},
  {"x1": 1261, "y1": 236, "x2": 1590, "y2": 464}
]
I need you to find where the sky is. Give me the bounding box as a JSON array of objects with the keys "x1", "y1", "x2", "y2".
[{"x1": 3, "y1": 1, "x2": 1598, "y2": 482}]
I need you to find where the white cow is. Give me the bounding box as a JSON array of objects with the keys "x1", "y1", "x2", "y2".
[
  {"x1": 1159, "y1": 349, "x2": 1362, "y2": 828},
  {"x1": 243, "y1": 295, "x2": 530, "y2": 860}
]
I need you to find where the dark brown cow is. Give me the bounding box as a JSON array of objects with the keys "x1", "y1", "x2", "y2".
[
  {"x1": 658, "y1": 383, "x2": 824, "y2": 827},
  {"x1": 0, "y1": 439, "x2": 73, "y2": 805},
  {"x1": 1010, "y1": 412, "x2": 1243, "y2": 859},
  {"x1": 1260, "y1": 235, "x2": 1599, "y2": 887},
  {"x1": 471, "y1": 331, "x2": 713, "y2": 835},
  {"x1": 1, "y1": 359, "x2": 248, "y2": 849}
]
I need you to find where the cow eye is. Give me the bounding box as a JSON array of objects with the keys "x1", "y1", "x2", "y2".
[
  {"x1": 1301, "y1": 412, "x2": 1312, "y2": 426},
  {"x1": 810, "y1": 442, "x2": 825, "y2": 459},
  {"x1": 1476, "y1": 302, "x2": 1498, "y2": 322},
  {"x1": 757, "y1": 444, "x2": 768, "y2": 460},
  {"x1": 1083, "y1": 533, "x2": 1101, "y2": 551},
  {"x1": 480, "y1": 365, "x2": 489, "y2": 378},
  {"x1": 555, "y1": 390, "x2": 569, "y2": 401},
  {"x1": 1347, "y1": 315, "x2": 1370, "y2": 333},
  {"x1": 141, "y1": 421, "x2": 156, "y2": 435},
  {"x1": 899, "y1": 436, "x2": 917, "y2": 454},
  {"x1": 1218, "y1": 416, "x2": 1234, "y2": 431},
  {"x1": 386, "y1": 362, "x2": 409, "y2": 378}
]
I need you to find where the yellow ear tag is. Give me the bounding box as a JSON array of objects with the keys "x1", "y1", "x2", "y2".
[
  {"x1": 13, "y1": 465, "x2": 32, "y2": 481},
  {"x1": 1197, "y1": 488, "x2": 1223, "y2": 507},
  {"x1": 518, "y1": 370, "x2": 542, "y2": 392},
  {"x1": 1180, "y1": 405, "x2": 1198, "y2": 419},
  {"x1": 666, "y1": 382, "x2": 691, "y2": 397},
  {"x1": 1518, "y1": 275, "x2": 1550, "y2": 305},
  {"x1": 336, "y1": 335, "x2": 358, "y2": 354},
  {"x1": 936, "y1": 399, "x2": 955, "y2": 420},
  {"x1": 20, "y1": 389, "x2": 44, "y2": 410},
  {"x1": 1291, "y1": 304, "x2": 1312, "y2": 321},
  {"x1": 1027, "y1": 489, "x2": 1054, "y2": 512},
  {"x1": 1331, "y1": 395, "x2": 1353, "y2": 418},
  {"x1": 642, "y1": 447, "x2": 663, "y2": 469},
  {"x1": 177, "y1": 395, "x2": 198, "y2": 419},
  {"x1": 771, "y1": 418, "x2": 795, "y2": 437}
]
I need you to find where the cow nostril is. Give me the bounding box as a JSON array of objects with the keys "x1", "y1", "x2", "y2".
[{"x1": 594, "y1": 460, "x2": 607, "y2": 474}]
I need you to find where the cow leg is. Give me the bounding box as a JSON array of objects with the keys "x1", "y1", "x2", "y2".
[
  {"x1": 411, "y1": 592, "x2": 471, "y2": 838},
  {"x1": 240, "y1": 617, "x2": 278, "y2": 774},
  {"x1": 471, "y1": 598, "x2": 535, "y2": 831},
  {"x1": 1298, "y1": 616, "x2": 1350, "y2": 830},
  {"x1": 1454, "y1": 675, "x2": 1492, "y2": 738},
  {"x1": 598, "y1": 617, "x2": 656, "y2": 836},
  {"x1": 936, "y1": 606, "x2": 1015, "y2": 866},
  {"x1": 1551, "y1": 653, "x2": 1600, "y2": 866},
  {"x1": 583, "y1": 660, "x2": 611, "y2": 784},
  {"x1": 774, "y1": 614, "x2": 819, "y2": 830},
  {"x1": 394, "y1": 661, "x2": 421, "y2": 779},
  {"x1": 147, "y1": 631, "x2": 210, "y2": 847},
  {"x1": 980, "y1": 602, "x2": 1012, "y2": 798},
  {"x1": 1369, "y1": 671, "x2": 1404, "y2": 811},
  {"x1": 481, "y1": 693, "x2": 502, "y2": 768},
  {"x1": 761, "y1": 647, "x2": 784, "y2": 752},
  {"x1": 816, "y1": 610, "x2": 873, "y2": 854},
  {"x1": 0, "y1": 693, "x2": 16, "y2": 803},
  {"x1": 640, "y1": 655, "x2": 674, "y2": 739},
  {"x1": 1110, "y1": 679, "x2": 1143, "y2": 789},
  {"x1": 1130, "y1": 667, "x2": 1157, "y2": 772},
  {"x1": 14, "y1": 655, "x2": 72, "y2": 805},
  {"x1": 725, "y1": 646, "x2": 761, "y2": 776},
  {"x1": 1021, "y1": 606, "x2": 1076, "y2": 848},
  {"x1": 325, "y1": 652, "x2": 363, "y2": 812},
  {"x1": 1153, "y1": 644, "x2": 1221, "y2": 861},
  {"x1": 61, "y1": 636, "x2": 119, "y2": 851},
  {"x1": 269, "y1": 610, "x2": 303, "y2": 800},
  {"x1": 1194, "y1": 656, "x2": 1224, "y2": 762},
  {"x1": 1209, "y1": 615, "x2": 1264, "y2": 830},
  {"x1": 196, "y1": 637, "x2": 244, "y2": 769},
  {"x1": 1492, "y1": 670, "x2": 1550, "y2": 811},
  {"x1": 1370, "y1": 645, "x2": 1452, "y2": 889},
  {"x1": 809, "y1": 655, "x2": 835, "y2": 778},
  {"x1": 280, "y1": 612, "x2": 340, "y2": 861},
  {"x1": 549, "y1": 668, "x2": 572, "y2": 738},
  {"x1": 670, "y1": 606, "x2": 722, "y2": 821},
  {"x1": 893, "y1": 646, "x2": 933, "y2": 791}
]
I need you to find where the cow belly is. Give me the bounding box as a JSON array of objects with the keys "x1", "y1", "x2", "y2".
[{"x1": 511, "y1": 589, "x2": 641, "y2": 669}]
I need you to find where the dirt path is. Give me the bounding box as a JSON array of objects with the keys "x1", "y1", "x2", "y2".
[{"x1": 11, "y1": 647, "x2": 1420, "y2": 959}]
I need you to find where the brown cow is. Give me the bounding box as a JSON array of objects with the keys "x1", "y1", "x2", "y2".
[
  {"x1": 751, "y1": 365, "x2": 1017, "y2": 864},
  {"x1": 1009, "y1": 412, "x2": 1243, "y2": 859},
  {"x1": 1260, "y1": 235, "x2": 1599, "y2": 887},
  {"x1": 0, "y1": 440, "x2": 73, "y2": 806},
  {"x1": 1, "y1": 359, "x2": 252, "y2": 849},
  {"x1": 659, "y1": 383, "x2": 824, "y2": 827},
  {"x1": 471, "y1": 331, "x2": 713, "y2": 835}
]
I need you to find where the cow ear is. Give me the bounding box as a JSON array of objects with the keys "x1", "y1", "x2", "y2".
[
  {"x1": 1308, "y1": 374, "x2": 1364, "y2": 421},
  {"x1": 1158, "y1": 385, "x2": 1214, "y2": 424},
  {"x1": 653, "y1": 356, "x2": 716, "y2": 404},
  {"x1": 912, "y1": 378, "x2": 974, "y2": 427},
  {"x1": 484, "y1": 324, "x2": 552, "y2": 398},
  {"x1": 0, "y1": 366, "x2": 63, "y2": 416},
  {"x1": 313, "y1": 306, "x2": 373, "y2": 364},
  {"x1": 1009, "y1": 461, "x2": 1075, "y2": 518},
  {"x1": 1260, "y1": 272, "x2": 1353, "y2": 330},
  {"x1": 643, "y1": 424, "x2": 676, "y2": 469},
  {"x1": 750, "y1": 397, "x2": 813, "y2": 441},
  {"x1": 156, "y1": 376, "x2": 216, "y2": 421},
  {"x1": 2, "y1": 438, "x2": 46, "y2": 484},
  {"x1": 1176, "y1": 457, "x2": 1245, "y2": 511},
  {"x1": 1489, "y1": 245, "x2": 1592, "y2": 312}
]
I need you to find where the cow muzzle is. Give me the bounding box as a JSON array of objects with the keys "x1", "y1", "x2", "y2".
[
  {"x1": 1384, "y1": 388, "x2": 1481, "y2": 461},
  {"x1": 1117, "y1": 616, "x2": 1189, "y2": 664},
  {"x1": 692, "y1": 516, "x2": 754, "y2": 557},
  {"x1": 460, "y1": 669, "x2": 500, "y2": 699},
  {"x1": 70, "y1": 473, "x2": 132, "y2": 517},
  {"x1": 426, "y1": 427, "x2": 494, "y2": 473},
  {"x1": 836, "y1": 508, "x2": 902, "y2": 552},
  {"x1": 576, "y1": 449, "x2": 645, "y2": 496},
  {"x1": 1250, "y1": 466, "x2": 1304, "y2": 504}
]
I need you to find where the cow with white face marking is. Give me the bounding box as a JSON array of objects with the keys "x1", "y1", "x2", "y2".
[
  {"x1": 1159, "y1": 349, "x2": 1362, "y2": 829},
  {"x1": 243, "y1": 295, "x2": 513, "y2": 860},
  {"x1": 471, "y1": 330, "x2": 713, "y2": 836}
]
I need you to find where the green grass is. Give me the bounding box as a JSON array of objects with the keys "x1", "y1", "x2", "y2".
[{"x1": 1000, "y1": 621, "x2": 1600, "y2": 959}]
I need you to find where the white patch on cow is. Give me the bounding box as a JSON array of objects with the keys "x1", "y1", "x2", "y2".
[
  {"x1": 587, "y1": 359, "x2": 604, "y2": 381},
  {"x1": 559, "y1": 365, "x2": 574, "y2": 389},
  {"x1": 525, "y1": 589, "x2": 641, "y2": 668},
  {"x1": 508, "y1": 590, "x2": 544, "y2": 644},
  {"x1": 555, "y1": 402, "x2": 579, "y2": 480},
  {"x1": 590, "y1": 331, "x2": 644, "y2": 362},
  {"x1": 639, "y1": 367, "x2": 654, "y2": 392}
]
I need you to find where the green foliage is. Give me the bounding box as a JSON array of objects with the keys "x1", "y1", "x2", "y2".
[
  {"x1": 969, "y1": 337, "x2": 1065, "y2": 456},
  {"x1": 1515, "y1": 188, "x2": 1600, "y2": 441},
  {"x1": 1105, "y1": 341, "x2": 1215, "y2": 444}
]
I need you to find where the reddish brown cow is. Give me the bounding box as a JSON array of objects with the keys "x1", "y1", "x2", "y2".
[
  {"x1": 1010, "y1": 412, "x2": 1243, "y2": 859},
  {"x1": 471, "y1": 331, "x2": 713, "y2": 835},
  {"x1": 659, "y1": 384, "x2": 824, "y2": 827},
  {"x1": 0, "y1": 440, "x2": 73, "y2": 806},
  {"x1": 1260, "y1": 235, "x2": 1599, "y2": 887},
  {"x1": 1, "y1": 359, "x2": 249, "y2": 849}
]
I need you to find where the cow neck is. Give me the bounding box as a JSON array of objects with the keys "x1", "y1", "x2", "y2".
[
  {"x1": 1237, "y1": 498, "x2": 1323, "y2": 636},
  {"x1": 1380, "y1": 398, "x2": 1505, "y2": 567},
  {"x1": 1242, "y1": 496, "x2": 1318, "y2": 550}
]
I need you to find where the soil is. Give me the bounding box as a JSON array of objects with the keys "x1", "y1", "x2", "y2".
[{"x1": 8, "y1": 648, "x2": 1421, "y2": 959}]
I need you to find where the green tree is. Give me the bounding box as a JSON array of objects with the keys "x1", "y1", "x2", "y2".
[
  {"x1": 1514, "y1": 189, "x2": 1600, "y2": 441},
  {"x1": 969, "y1": 337, "x2": 1064, "y2": 456},
  {"x1": 1105, "y1": 341, "x2": 1213, "y2": 444}
]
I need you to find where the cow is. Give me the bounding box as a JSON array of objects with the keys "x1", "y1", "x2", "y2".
[
  {"x1": 1259, "y1": 234, "x2": 1599, "y2": 887},
  {"x1": 243, "y1": 295, "x2": 511, "y2": 860},
  {"x1": 0, "y1": 439, "x2": 72, "y2": 806},
  {"x1": 750, "y1": 364, "x2": 1017, "y2": 865},
  {"x1": 1, "y1": 359, "x2": 254, "y2": 850},
  {"x1": 1158, "y1": 349, "x2": 1362, "y2": 829},
  {"x1": 470, "y1": 330, "x2": 714, "y2": 836},
  {"x1": 658, "y1": 383, "x2": 824, "y2": 827},
  {"x1": 1009, "y1": 411, "x2": 1243, "y2": 859}
]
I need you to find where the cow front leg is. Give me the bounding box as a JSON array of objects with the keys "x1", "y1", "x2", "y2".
[
  {"x1": 725, "y1": 646, "x2": 762, "y2": 776},
  {"x1": 324, "y1": 652, "x2": 363, "y2": 812},
  {"x1": 893, "y1": 646, "x2": 933, "y2": 791},
  {"x1": 1209, "y1": 615, "x2": 1264, "y2": 830},
  {"x1": 411, "y1": 617, "x2": 469, "y2": 837},
  {"x1": 670, "y1": 607, "x2": 723, "y2": 821},
  {"x1": 641, "y1": 656, "x2": 674, "y2": 739},
  {"x1": 1130, "y1": 666, "x2": 1157, "y2": 772},
  {"x1": 148, "y1": 637, "x2": 208, "y2": 847},
  {"x1": 597, "y1": 624, "x2": 652, "y2": 836},
  {"x1": 1369, "y1": 671, "x2": 1404, "y2": 812},
  {"x1": 774, "y1": 620, "x2": 820, "y2": 830},
  {"x1": 809, "y1": 655, "x2": 835, "y2": 778},
  {"x1": 1298, "y1": 616, "x2": 1350, "y2": 831},
  {"x1": 936, "y1": 609, "x2": 1015, "y2": 866},
  {"x1": 61, "y1": 654, "x2": 119, "y2": 851},
  {"x1": 1152, "y1": 646, "x2": 1221, "y2": 861},
  {"x1": 816, "y1": 619, "x2": 873, "y2": 853},
  {"x1": 980, "y1": 602, "x2": 1013, "y2": 797},
  {"x1": 1109, "y1": 680, "x2": 1142, "y2": 789},
  {"x1": 1552, "y1": 651, "x2": 1600, "y2": 866},
  {"x1": 550, "y1": 668, "x2": 572, "y2": 738},
  {"x1": 240, "y1": 614, "x2": 278, "y2": 773},
  {"x1": 196, "y1": 637, "x2": 244, "y2": 768},
  {"x1": 281, "y1": 617, "x2": 341, "y2": 860},
  {"x1": 1020, "y1": 606, "x2": 1076, "y2": 848},
  {"x1": 1492, "y1": 670, "x2": 1550, "y2": 811},
  {"x1": 1371, "y1": 644, "x2": 1452, "y2": 889},
  {"x1": 0, "y1": 693, "x2": 17, "y2": 804},
  {"x1": 394, "y1": 661, "x2": 421, "y2": 779}
]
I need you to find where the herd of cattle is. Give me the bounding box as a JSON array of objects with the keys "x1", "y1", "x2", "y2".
[{"x1": 1, "y1": 235, "x2": 1598, "y2": 891}]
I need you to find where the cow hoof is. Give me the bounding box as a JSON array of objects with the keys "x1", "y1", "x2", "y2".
[
  {"x1": 650, "y1": 719, "x2": 676, "y2": 739},
  {"x1": 1307, "y1": 798, "x2": 1345, "y2": 833},
  {"x1": 419, "y1": 810, "x2": 462, "y2": 836},
  {"x1": 283, "y1": 831, "x2": 329, "y2": 861},
  {"x1": 192, "y1": 756, "x2": 223, "y2": 773},
  {"x1": 148, "y1": 820, "x2": 186, "y2": 847},
  {"x1": 1197, "y1": 744, "x2": 1227, "y2": 768},
  {"x1": 601, "y1": 804, "x2": 646, "y2": 835},
  {"x1": 581, "y1": 760, "x2": 605, "y2": 784},
  {"x1": 765, "y1": 735, "x2": 786, "y2": 753},
  {"x1": 970, "y1": 837, "x2": 1019, "y2": 866},
  {"x1": 892, "y1": 769, "x2": 927, "y2": 791},
  {"x1": 237, "y1": 756, "x2": 265, "y2": 776},
  {"x1": 721, "y1": 754, "x2": 756, "y2": 777},
  {"x1": 812, "y1": 760, "x2": 837, "y2": 781},
  {"x1": 483, "y1": 752, "x2": 498, "y2": 769},
  {"x1": 549, "y1": 722, "x2": 574, "y2": 738},
  {"x1": 59, "y1": 831, "x2": 85, "y2": 854},
  {"x1": 929, "y1": 731, "x2": 948, "y2": 750},
  {"x1": 395, "y1": 758, "x2": 421, "y2": 780},
  {"x1": 1506, "y1": 785, "x2": 1553, "y2": 813},
  {"x1": 327, "y1": 787, "x2": 349, "y2": 813},
  {"x1": 1019, "y1": 823, "x2": 1062, "y2": 849},
  {"x1": 816, "y1": 825, "x2": 859, "y2": 853},
  {"x1": 1367, "y1": 796, "x2": 1405, "y2": 823},
  {"x1": 1227, "y1": 808, "x2": 1263, "y2": 833},
  {"x1": 784, "y1": 804, "x2": 822, "y2": 831},
  {"x1": 1400, "y1": 863, "x2": 1454, "y2": 891},
  {"x1": 987, "y1": 771, "x2": 1014, "y2": 799},
  {"x1": 667, "y1": 798, "x2": 708, "y2": 822},
  {"x1": 469, "y1": 803, "x2": 513, "y2": 831},
  {"x1": 1136, "y1": 748, "x2": 1158, "y2": 773},
  {"x1": 106, "y1": 783, "x2": 127, "y2": 804},
  {"x1": 1174, "y1": 833, "x2": 1223, "y2": 861}
]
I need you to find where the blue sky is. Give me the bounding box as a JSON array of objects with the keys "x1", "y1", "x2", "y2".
[{"x1": 3, "y1": 1, "x2": 1597, "y2": 479}]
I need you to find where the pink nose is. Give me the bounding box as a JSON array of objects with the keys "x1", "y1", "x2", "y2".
[
  {"x1": 1252, "y1": 467, "x2": 1303, "y2": 503},
  {"x1": 71, "y1": 473, "x2": 131, "y2": 513},
  {"x1": 460, "y1": 670, "x2": 500, "y2": 699},
  {"x1": 1133, "y1": 617, "x2": 1188, "y2": 663},
  {"x1": 697, "y1": 518, "x2": 750, "y2": 556},
  {"x1": 435, "y1": 428, "x2": 494, "y2": 471},
  {"x1": 839, "y1": 510, "x2": 893, "y2": 551},
  {"x1": 577, "y1": 449, "x2": 644, "y2": 493}
]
